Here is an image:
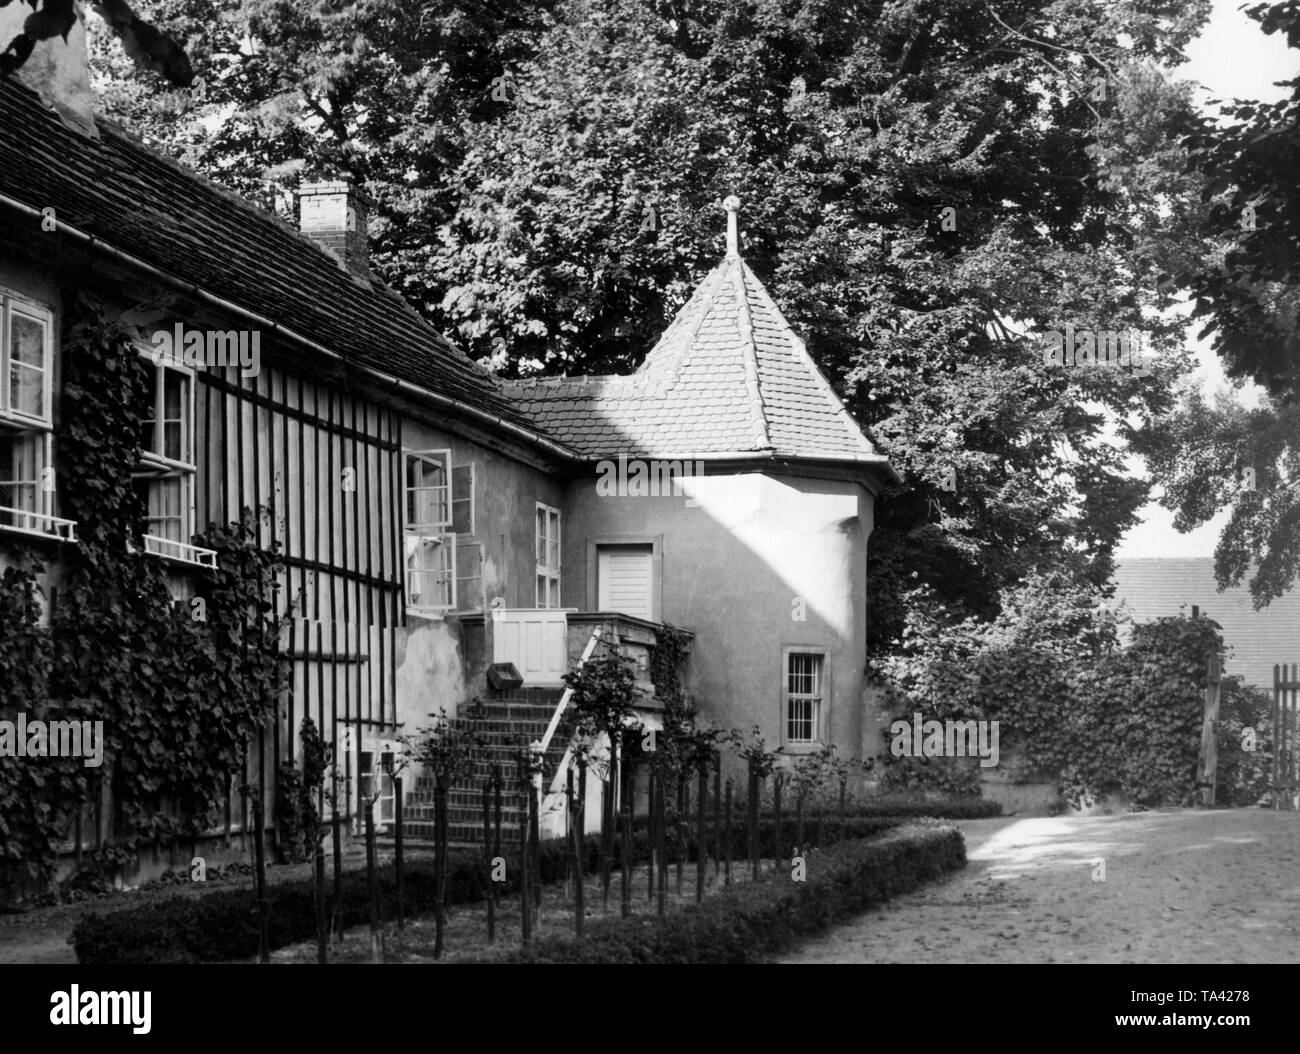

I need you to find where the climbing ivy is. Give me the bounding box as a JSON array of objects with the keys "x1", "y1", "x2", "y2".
[
  {"x1": 872, "y1": 573, "x2": 1234, "y2": 809},
  {"x1": 648, "y1": 622, "x2": 691, "y2": 705},
  {"x1": 0, "y1": 294, "x2": 288, "y2": 890}
]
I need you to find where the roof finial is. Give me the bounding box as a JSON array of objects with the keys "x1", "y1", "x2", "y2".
[{"x1": 723, "y1": 195, "x2": 741, "y2": 257}]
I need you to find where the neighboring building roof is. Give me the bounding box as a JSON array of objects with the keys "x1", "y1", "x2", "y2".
[
  {"x1": 503, "y1": 252, "x2": 896, "y2": 477},
  {"x1": 1111, "y1": 558, "x2": 1300, "y2": 689},
  {"x1": 0, "y1": 77, "x2": 540, "y2": 435}
]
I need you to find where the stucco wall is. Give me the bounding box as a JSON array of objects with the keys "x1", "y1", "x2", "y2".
[
  {"x1": 563, "y1": 469, "x2": 874, "y2": 771},
  {"x1": 393, "y1": 419, "x2": 566, "y2": 733}
]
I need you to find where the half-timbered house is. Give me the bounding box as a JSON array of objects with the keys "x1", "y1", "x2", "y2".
[{"x1": 0, "y1": 2, "x2": 894, "y2": 877}]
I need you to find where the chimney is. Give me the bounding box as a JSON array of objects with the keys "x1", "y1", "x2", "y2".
[
  {"x1": 297, "y1": 181, "x2": 371, "y2": 277},
  {"x1": 0, "y1": 0, "x2": 98, "y2": 138}
]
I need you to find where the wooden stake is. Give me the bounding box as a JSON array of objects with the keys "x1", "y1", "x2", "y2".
[
  {"x1": 712, "y1": 755, "x2": 721, "y2": 878},
  {"x1": 773, "y1": 772, "x2": 783, "y2": 869},
  {"x1": 483, "y1": 775, "x2": 495, "y2": 943},
  {"x1": 576, "y1": 757, "x2": 587, "y2": 937},
  {"x1": 655, "y1": 774, "x2": 667, "y2": 916},
  {"x1": 646, "y1": 765, "x2": 656, "y2": 902},
  {"x1": 621, "y1": 759, "x2": 633, "y2": 918},
  {"x1": 394, "y1": 773, "x2": 405, "y2": 930},
  {"x1": 1197, "y1": 649, "x2": 1222, "y2": 807},
  {"x1": 696, "y1": 764, "x2": 707, "y2": 903},
  {"x1": 724, "y1": 777, "x2": 733, "y2": 887},
  {"x1": 518, "y1": 757, "x2": 531, "y2": 947}
]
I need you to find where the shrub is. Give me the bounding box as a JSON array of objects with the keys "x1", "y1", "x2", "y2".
[
  {"x1": 74, "y1": 842, "x2": 552, "y2": 963},
  {"x1": 483, "y1": 824, "x2": 966, "y2": 964},
  {"x1": 873, "y1": 573, "x2": 1248, "y2": 809},
  {"x1": 72, "y1": 813, "x2": 912, "y2": 963},
  {"x1": 1215, "y1": 676, "x2": 1274, "y2": 807}
]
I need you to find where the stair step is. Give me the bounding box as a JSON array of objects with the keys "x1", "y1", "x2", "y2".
[{"x1": 401, "y1": 699, "x2": 580, "y2": 832}]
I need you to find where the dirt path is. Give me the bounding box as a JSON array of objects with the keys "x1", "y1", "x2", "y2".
[{"x1": 779, "y1": 810, "x2": 1300, "y2": 964}]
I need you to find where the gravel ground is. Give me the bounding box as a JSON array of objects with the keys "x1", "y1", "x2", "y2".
[
  {"x1": 778, "y1": 809, "x2": 1300, "y2": 964},
  {"x1": 10, "y1": 809, "x2": 1299, "y2": 965}
]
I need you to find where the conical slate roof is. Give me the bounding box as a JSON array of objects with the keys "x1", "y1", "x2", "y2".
[{"x1": 504, "y1": 216, "x2": 895, "y2": 478}]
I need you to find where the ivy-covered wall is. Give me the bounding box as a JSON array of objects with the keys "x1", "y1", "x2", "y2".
[
  {"x1": 0, "y1": 293, "x2": 288, "y2": 896},
  {"x1": 869, "y1": 574, "x2": 1274, "y2": 809}
]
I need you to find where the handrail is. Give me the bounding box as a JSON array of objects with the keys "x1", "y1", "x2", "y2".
[{"x1": 537, "y1": 625, "x2": 603, "y2": 756}]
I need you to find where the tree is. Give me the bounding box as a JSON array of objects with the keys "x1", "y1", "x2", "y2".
[
  {"x1": 1131, "y1": 1, "x2": 1300, "y2": 607},
  {"x1": 3, "y1": 0, "x2": 192, "y2": 84},
  {"x1": 90, "y1": 1, "x2": 1217, "y2": 641}
]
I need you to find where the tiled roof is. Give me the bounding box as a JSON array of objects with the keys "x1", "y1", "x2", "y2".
[
  {"x1": 0, "y1": 77, "x2": 539, "y2": 434},
  {"x1": 504, "y1": 254, "x2": 896, "y2": 475},
  {"x1": 1111, "y1": 558, "x2": 1300, "y2": 689}
]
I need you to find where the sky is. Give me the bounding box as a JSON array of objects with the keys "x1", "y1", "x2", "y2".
[{"x1": 1114, "y1": 0, "x2": 1298, "y2": 560}]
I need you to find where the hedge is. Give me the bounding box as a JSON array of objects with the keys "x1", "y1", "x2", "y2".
[
  {"x1": 778, "y1": 796, "x2": 1002, "y2": 820},
  {"x1": 478, "y1": 824, "x2": 967, "y2": 963},
  {"x1": 70, "y1": 814, "x2": 908, "y2": 963},
  {"x1": 72, "y1": 839, "x2": 565, "y2": 964}
]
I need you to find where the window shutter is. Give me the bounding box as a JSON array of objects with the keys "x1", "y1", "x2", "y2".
[
  {"x1": 452, "y1": 464, "x2": 475, "y2": 535},
  {"x1": 456, "y1": 539, "x2": 484, "y2": 613}
]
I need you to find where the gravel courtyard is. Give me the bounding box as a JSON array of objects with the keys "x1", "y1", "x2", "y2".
[{"x1": 780, "y1": 809, "x2": 1300, "y2": 964}]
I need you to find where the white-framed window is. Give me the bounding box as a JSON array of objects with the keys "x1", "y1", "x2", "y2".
[
  {"x1": 359, "y1": 740, "x2": 398, "y2": 831},
  {"x1": 456, "y1": 538, "x2": 484, "y2": 614},
  {"x1": 405, "y1": 532, "x2": 456, "y2": 613},
  {"x1": 451, "y1": 463, "x2": 475, "y2": 535},
  {"x1": 535, "y1": 502, "x2": 561, "y2": 608},
  {"x1": 406, "y1": 449, "x2": 451, "y2": 530},
  {"x1": 403, "y1": 449, "x2": 458, "y2": 615},
  {"x1": 1, "y1": 291, "x2": 53, "y2": 429},
  {"x1": 0, "y1": 430, "x2": 74, "y2": 540},
  {"x1": 0, "y1": 292, "x2": 74, "y2": 542},
  {"x1": 132, "y1": 348, "x2": 214, "y2": 568},
  {"x1": 783, "y1": 648, "x2": 827, "y2": 746}
]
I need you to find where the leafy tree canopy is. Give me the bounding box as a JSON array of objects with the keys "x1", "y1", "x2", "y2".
[{"x1": 90, "y1": 0, "x2": 1221, "y2": 644}]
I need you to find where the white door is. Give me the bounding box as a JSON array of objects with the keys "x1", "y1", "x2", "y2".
[
  {"x1": 598, "y1": 545, "x2": 653, "y2": 619},
  {"x1": 492, "y1": 608, "x2": 569, "y2": 684}
]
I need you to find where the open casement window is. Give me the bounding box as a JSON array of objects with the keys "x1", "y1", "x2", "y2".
[
  {"x1": 132, "y1": 348, "x2": 215, "y2": 569},
  {"x1": 0, "y1": 292, "x2": 74, "y2": 542},
  {"x1": 0, "y1": 292, "x2": 53, "y2": 429},
  {"x1": 359, "y1": 741, "x2": 398, "y2": 831},
  {"x1": 451, "y1": 463, "x2": 475, "y2": 535},
  {"x1": 535, "y1": 502, "x2": 561, "y2": 608},
  {"x1": 406, "y1": 532, "x2": 456, "y2": 614},
  {"x1": 783, "y1": 649, "x2": 827, "y2": 746},
  {"x1": 403, "y1": 450, "x2": 460, "y2": 617},
  {"x1": 0, "y1": 429, "x2": 74, "y2": 540},
  {"x1": 405, "y1": 450, "x2": 452, "y2": 530},
  {"x1": 455, "y1": 538, "x2": 484, "y2": 614}
]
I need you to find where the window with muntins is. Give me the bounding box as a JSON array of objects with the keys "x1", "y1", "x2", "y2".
[
  {"x1": 535, "y1": 503, "x2": 561, "y2": 608},
  {"x1": 133, "y1": 349, "x2": 211, "y2": 566},
  {"x1": 784, "y1": 651, "x2": 824, "y2": 744},
  {"x1": 1, "y1": 293, "x2": 52, "y2": 428},
  {"x1": 404, "y1": 450, "x2": 456, "y2": 614},
  {"x1": 0, "y1": 290, "x2": 74, "y2": 541}
]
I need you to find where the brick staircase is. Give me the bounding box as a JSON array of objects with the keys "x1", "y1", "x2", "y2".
[{"x1": 400, "y1": 688, "x2": 574, "y2": 847}]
